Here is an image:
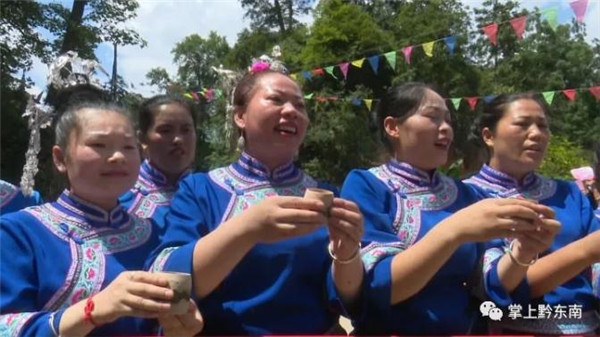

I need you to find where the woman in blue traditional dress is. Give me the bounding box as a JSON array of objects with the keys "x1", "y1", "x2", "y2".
[
  {"x1": 464, "y1": 93, "x2": 600, "y2": 334},
  {"x1": 0, "y1": 180, "x2": 42, "y2": 215},
  {"x1": 149, "y1": 69, "x2": 365, "y2": 335},
  {"x1": 0, "y1": 101, "x2": 203, "y2": 336},
  {"x1": 340, "y1": 82, "x2": 559, "y2": 335},
  {"x1": 120, "y1": 95, "x2": 196, "y2": 225}
]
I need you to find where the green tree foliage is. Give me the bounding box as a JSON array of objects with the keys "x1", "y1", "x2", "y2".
[
  {"x1": 539, "y1": 135, "x2": 592, "y2": 179},
  {"x1": 240, "y1": 0, "x2": 313, "y2": 34},
  {"x1": 172, "y1": 32, "x2": 230, "y2": 89}
]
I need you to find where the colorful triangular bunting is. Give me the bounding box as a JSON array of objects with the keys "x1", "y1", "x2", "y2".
[
  {"x1": 313, "y1": 68, "x2": 325, "y2": 76},
  {"x1": 570, "y1": 0, "x2": 589, "y2": 24},
  {"x1": 444, "y1": 36, "x2": 456, "y2": 56},
  {"x1": 384, "y1": 51, "x2": 397, "y2": 70},
  {"x1": 364, "y1": 99, "x2": 373, "y2": 111},
  {"x1": 368, "y1": 55, "x2": 379, "y2": 74},
  {"x1": 562, "y1": 89, "x2": 576, "y2": 101},
  {"x1": 351, "y1": 58, "x2": 365, "y2": 68},
  {"x1": 482, "y1": 23, "x2": 499, "y2": 46},
  {"x1": 542, "y1": 91, "x2": 556, "y2": 105},
  {"x1": 302, "y1": 71, "x2": 312, "y2": 81},
  {"x1": 324, "y1": 66, "x2": 336, "y2": 79},
  {"x1": 466, "y1": 97, "x2": 478, "y2": 111},
  {"x1": 451, "y1": 98, "x2": 462, "y2": 110},
  {"x1": 304, "y1": 93, "x2": 314, "y2": 99},
  {"x1": 510, "y1": 16, "x2": 527, "y2": 40},
  {"x1": 402, "y1": 46, "x2": 413, "y2": 65},
  {"x1": 541, "y1": 7, "x2": 559, "y2": 30},
  {"x1": 339, "y1": 62, "x2": 350, "y2": 79},
  {"x1": 589, "y1": 86, "x2": 600, "y2": 101},
  {"x1": 422, "y1": 41, "x2": 435, "y2": 57}
]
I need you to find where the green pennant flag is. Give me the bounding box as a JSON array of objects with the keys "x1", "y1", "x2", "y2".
[
  {"x1": 541, "y1": 7, "x2": 559, "y2": 30},
  {"x1": 451, "y1": 98, "x2": 462, "y2": 110},
  {"x1": 304, "y1": 93, "x2": 314, "y2": 100},
  {"x1": 324, "y1": 66, "x2": 337, "y2": 79},
  {"x1": 542, "y1": 91, "x2": 555, "y2": 105},
  {"x1": 384, "y1": 51, "x2": 397, "y2": 70}
]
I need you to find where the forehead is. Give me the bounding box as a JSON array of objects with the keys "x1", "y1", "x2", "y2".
[
  {"x1": 78, "y1": 109, "x2": 132, "y2": 129},
  {"x1": 503, "y1": 99, "x2": 546, "y2": 119},
  {"x1": 152, "y1": 103, "x2": 193, "y2": 123},
  {"x1": 256, "y1": 73, "x2": 301, "y2": 96}
]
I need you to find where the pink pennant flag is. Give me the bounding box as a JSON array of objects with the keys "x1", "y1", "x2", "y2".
[
  {"x1": 466, "y1": 97, "x2": 479, "y2": 111},
  {"x1": 313, "y1": 68, "x2": 325, "y2": 76},
  {"x1": 338, "y1": 62, "x2": 350, "y2": 79},
  {"x1": 482, "y1": 23, "x2": 499, "y2": 46},
  {"x1": 589, "y1": 86, "x2": 600, "y2": 101},
  {"x1": 402, "y1": 46, "x2": 413, "y2": 65},
  {"x1": 570, "y1": 0, "x2": 589, "y2": 23},
  {"x1": 562, "y1": 89, "x2": 576, "y2": 101},
  {"x1": 191, "y1": 92, "x2": 200, "y2": 100},
  {"x1": 510, "y1": 16, "x2": 527, "y2": 40}
]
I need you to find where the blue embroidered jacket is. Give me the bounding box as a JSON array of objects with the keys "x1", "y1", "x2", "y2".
[
  {"x1": 0, "y1": 190, "x2": 159, "y2": 336},
  {"x1": 464, "y1": 164, "x2": 600, "y2": 334},
  {"x1": 120, "y1": 160, "x2": 190, "y2": 226},
  {"x1": 148, "y1": 152, "x2": 348, "y2": 335},
  {"x1": 0, "y1": 180, "x2": 42, "y2": 215},
  {"x1": 340, "y1": 160, "x2": 524, "y2": 335}
]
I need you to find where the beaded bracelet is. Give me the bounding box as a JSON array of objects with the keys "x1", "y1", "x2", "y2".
[
  {"x1": 84, "y1": 296, "x2": 98, "y2": 327},
  {"x1": 504, "y1": 240, "x2": 538, "y2": 267},
  {"x1": 328, "y1": 242, "x2": 361, "y2": 265}
]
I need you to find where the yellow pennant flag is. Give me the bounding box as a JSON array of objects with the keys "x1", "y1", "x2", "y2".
[
  {"x1": 290, "y1": 73, "x2": 298, "y2": 80},
  {"x1": 422, "y1": 41, "x2": 435, "y2": 57},
  {"x1": 184, "y1": 93, "x2": 193, "y2": 99},
  {"x1": 364, "y1": 99, "x2": 373, "y2": 111},
  {"x1": 351, "y1": 58, "x2": 365, "y2": 68}
]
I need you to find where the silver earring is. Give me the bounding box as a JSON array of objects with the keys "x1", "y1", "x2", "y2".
[{"x1": 236, "y1": 135, "x2": 245, "y2": 152}]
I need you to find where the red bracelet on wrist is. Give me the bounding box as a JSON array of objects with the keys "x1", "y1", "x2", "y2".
[{"x1": 84, "y1": 296, "x2": 98, "y2": 327}]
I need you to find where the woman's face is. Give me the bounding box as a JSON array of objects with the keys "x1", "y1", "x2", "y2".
[
  {"x1": 54, "y1": 110, "x2": 140, "y2": 210},
  {"x1": 389, "y1": 89, "x2": 454, "y2": 171},
  {"x1": 484, "y1": 99, "x2": 550, "y2": 179},
  {"x1": 142, "y1": 103, "x2": 196, "y2": 177},
  {"x1": 234, "y1": 73, "x2": 309, "y2": 165}
]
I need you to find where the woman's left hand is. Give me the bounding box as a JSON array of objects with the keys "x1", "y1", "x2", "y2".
[
  {"x1": 328, "y1": 198, "x2": 364, "y2": 261},
  {"x1": 159, "y1": 299, "x2": 204, "y2": 337}
]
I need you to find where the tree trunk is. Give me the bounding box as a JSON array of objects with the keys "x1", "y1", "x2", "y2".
[
  {"x1": 273, "y1": 0, "x2": 286, "y2": 34},
  {"x1": 111, "y1": 42, "x2": 117, "y2": 99},
  {"x1": 59, "y1": 0, "x2": 88, "y2": 54}
]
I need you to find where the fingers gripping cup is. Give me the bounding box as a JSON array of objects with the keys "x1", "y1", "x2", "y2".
[
  {"x1": 304, "y1": 188, "x2": 334, "y2": 216},
  {"x1": 154, "y1": 272, "x2": 192, "y2": 314}
]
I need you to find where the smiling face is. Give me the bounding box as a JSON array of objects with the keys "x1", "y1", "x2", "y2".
[
  {"x1": 484, "y1": 99, "x2": 550, "y2": 179},
  {"x1": 385, "y1": 88, "x2": 454, "y2": 171},
  {"x1": 141, "y1": 102, "x2": 196, "y2": 178},
  {"x1": 53, "y1": 109, "x2": 140, "y2": 210},
  {"x1": 234, "y1": 72, "x2": 309, "y2": 168}
]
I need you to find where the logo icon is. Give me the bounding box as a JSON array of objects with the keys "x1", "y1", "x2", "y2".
[{"x1": 480, "y1": 301, "x2": 503, "y2": 321}]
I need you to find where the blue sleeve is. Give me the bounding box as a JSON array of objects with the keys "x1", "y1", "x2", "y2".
[
  {"x1": 481, "y1": 239, "x2": 530, "y2": 306},
  {"x1": 147, "y1": 174, "x2": 212, "y2": 275},
  {"x1": 0, "y1": 214, "x2": 64, "y2": 337},
  {"x1": 570, "y1": 181, "x2": 600, "y2": 235},
  {"x1": 341, "y1": 170, "x2": 402, "y2": 314}
]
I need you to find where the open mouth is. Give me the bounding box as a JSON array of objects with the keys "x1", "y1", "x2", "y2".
[
  {"x1": 274, "y1": 125, "x2": 297, "y2": 135},
  {"x1": 434, "y1": 140, "x2": 451, "y2": 150},
  {"x1": 170, "y1": 148, "x2": 185, "y2": 156}
]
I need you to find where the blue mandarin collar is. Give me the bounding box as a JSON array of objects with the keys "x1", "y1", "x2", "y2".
[
  {"x1": 386, "y1": 159, "x2": 440, "y2": 188},
  {"x1": 231, "y1": 152, "x2": 300, "y2": 184},
  {"x1": 140, "y1": 160, "x2": 190, "y2": 189},
  {"x1": 478, "y1": 164, "x2": 538, "y2": 190},
  {"x1": 55, "y1": 190, "x2": 130, "y2": 228}
]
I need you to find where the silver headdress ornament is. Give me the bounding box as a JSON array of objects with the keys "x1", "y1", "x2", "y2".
[
  {"x1": 19, "y1": 51, "x2": 108, "y2": 195},
  {"x1": 249, "y1": 45, "x2": 288, "y2": 74}
]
